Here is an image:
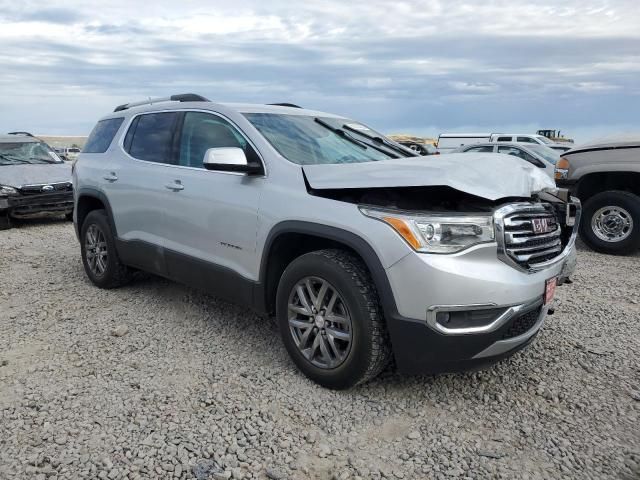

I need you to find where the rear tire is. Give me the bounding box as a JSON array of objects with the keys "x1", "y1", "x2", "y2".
[
  {"x1": 0, "y1": 212, "x2": 11, "y2": 230},
  {"x1": 580, "y1": 191, "x2": 640, "y2": 255},
  {"x1": 80, "y1": 209, "x2": 132, "y2": 288},
  {"x1": 276, "y1": 249, "x2": 391, "y2": 389}
]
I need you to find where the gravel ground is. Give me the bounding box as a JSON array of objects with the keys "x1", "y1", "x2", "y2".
[{"x1": 1, "y1": 218, "x2": 639, "y2": 480}]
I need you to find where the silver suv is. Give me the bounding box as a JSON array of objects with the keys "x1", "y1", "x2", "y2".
[{"x1": 73, "y1": 94, "x2": 580, "y2": 389}]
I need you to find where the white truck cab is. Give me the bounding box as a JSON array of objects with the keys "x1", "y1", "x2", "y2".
[{"x1": 490, "y1": 134, "x2": 572, "y2": 152}]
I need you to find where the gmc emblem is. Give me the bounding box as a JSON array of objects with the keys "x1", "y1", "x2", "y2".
[{"x1": 532, "y1": 218, "x2": 553, "y2": 234}]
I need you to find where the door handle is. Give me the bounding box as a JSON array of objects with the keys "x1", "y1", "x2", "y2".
[
  {"x1": 165, "y1": 181, "x2": 184, "y2": 191},
  {"x1": 103, "y1": 172, "x2": 118, "y2": 182}
]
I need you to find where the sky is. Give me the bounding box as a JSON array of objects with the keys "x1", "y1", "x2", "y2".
[{"x1": 0, "y1": 0, "x2": 639, "y2": 143}]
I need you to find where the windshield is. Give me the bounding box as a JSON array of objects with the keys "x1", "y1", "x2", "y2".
[
  {"x1": 0, "y1": 142, "x2": 63, "y2": 165},
  {"x1": 244, "y1": 113, "x2": 411, "y2": 165},
  {"x1": 535, "y1": 135, "x2": 554, "y2": 145},
  {"x1": 527, "y1": 144, "x2": 560, "y2": 165}
]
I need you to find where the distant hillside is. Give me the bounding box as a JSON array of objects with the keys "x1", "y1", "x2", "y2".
[
  {"x1": 387, "y1": 134, "x2": 436, "y2": 145},
  {"x1": 37, "y1": 135, "x2": 88, "y2": 148}
]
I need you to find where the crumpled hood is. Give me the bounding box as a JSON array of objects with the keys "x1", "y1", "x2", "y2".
[
  {"x1": 0, "y1": 163, "x2": 71, "y2": 187},
  {"x1": 303, "y1": 153, "x2": 557, "y2": 201}
]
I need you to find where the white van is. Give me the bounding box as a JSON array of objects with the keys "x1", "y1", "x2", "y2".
[{"x1": 436, "y1": 133, "x2": 491, "y2": 152}]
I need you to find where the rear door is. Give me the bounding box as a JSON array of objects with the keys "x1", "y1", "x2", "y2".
[
  {"x1": 159, "y1": 110, "x2": 265, "y2": 303},
  {"x1": 104, "y1": 111, "x2": 182, "y2": 275}
]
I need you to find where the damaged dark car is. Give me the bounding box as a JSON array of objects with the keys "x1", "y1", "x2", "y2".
[{"x1": 0, "y1": 133, "x2": 73, "y2": 230}]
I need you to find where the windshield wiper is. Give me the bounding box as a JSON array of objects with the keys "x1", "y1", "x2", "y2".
[
  {"x1": 313, "y1": 118, "x2": 371, "y2": 151},
  {"x1": 315, "y1": 118, "x2": 399, "y2": 159},
  {"x1": 341, "y1": 125, "x2": 419, "y2": 157},
  {"x1": 28, "y1": 157, "x2": 59, "y2": 164},
  {"x1": 0, "y1": 153, "x2": 31, "y2": 164}
]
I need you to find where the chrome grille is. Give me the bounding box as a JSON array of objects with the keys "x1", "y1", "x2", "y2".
[
  {"x1": 17, "y1": 182, "x2": 72, "y2": 196},
  {"x1": 495, "y1": 203, "x2": 564, "y2": 271}
]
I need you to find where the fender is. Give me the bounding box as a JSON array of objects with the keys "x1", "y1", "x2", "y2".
[{"x1": 256, "y1": 220, "x2": 399, "y2": 318}]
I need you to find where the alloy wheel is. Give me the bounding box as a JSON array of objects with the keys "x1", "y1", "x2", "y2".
[
  {"x1": 85, "y1": 224, "x2": 108, "y2": 277},
  {"x1": 287, "y1": 276, "x2": 353, "y2": 369}
]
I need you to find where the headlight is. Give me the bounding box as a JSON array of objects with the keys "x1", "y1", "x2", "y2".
[
  {"x1": 0, "y1": 185, "x2": 18, "y2": 196},
  {"x1": 555, "y1": 157, "x2": 570, "y2": 180},
  {"x1": 360, "y1": 207, "x2": 494, "y2": 254}
]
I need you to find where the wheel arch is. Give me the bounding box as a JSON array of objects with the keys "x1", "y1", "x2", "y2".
[
  {"x1": 256, "y1": 221, "x2": 398, "y2": 318},
  {"x1": 576, "y1": 171, "x2": 640, "y2": 201},
  {"x1": 76, "y1": 188, "x2": 118, "y2": 239}
]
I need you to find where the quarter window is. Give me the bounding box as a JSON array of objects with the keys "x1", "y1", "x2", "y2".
[
  {"x1": 126, "y1": 112, "x2": 179, "y2": 164},
  {"x1": 178, "y1": 112, "x2": 256, "y2": 168},
  {"x1": 496, "y1": 136, "x2": 512, "y2": 142},
  {"x1": 84, "y1": 117, "x2": 124, "y2": 153}
]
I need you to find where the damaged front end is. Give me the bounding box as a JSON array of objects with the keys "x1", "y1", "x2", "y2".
[
  {"x1": 494, "y1": 190, "x2": 580, "y2": 283},
  {"x1": 306, "y1": 182, "x2": 580, "y2": 283}
]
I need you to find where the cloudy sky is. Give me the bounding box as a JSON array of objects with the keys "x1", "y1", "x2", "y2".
[{"x1": 0, "y1": 0, "x2": 638, "y2": 142}]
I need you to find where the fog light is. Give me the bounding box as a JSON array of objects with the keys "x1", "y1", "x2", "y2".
[{"x1": 436, "y1": 311, "x2": 451, "y2": 324}]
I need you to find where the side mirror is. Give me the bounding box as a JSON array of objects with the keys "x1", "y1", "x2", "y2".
[{"x1": 203, "y1": 147, "x2": 262, "y2": 174}]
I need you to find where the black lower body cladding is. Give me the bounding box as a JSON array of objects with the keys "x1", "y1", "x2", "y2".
[{"x1": 387, "y1": 303, "x2": 545, "y2": 375}]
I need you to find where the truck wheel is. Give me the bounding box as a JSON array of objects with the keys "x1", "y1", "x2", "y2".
[
  {"x1": 80, "y1": 209, "x2": 132, "y2": 288},
  {"x1": 276, "y1": 249, "x2": 391, "y2": 389},
  {"x1": 580, "y1": 191, "x2": 640, "y2": 255},
  {"x1": 0, "y1": 212, "x2": 11, "y2": 230}
]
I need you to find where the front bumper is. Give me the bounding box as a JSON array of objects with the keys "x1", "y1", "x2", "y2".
[
  {"x1": 386, "y1": 297, "x2": 549, "y2": 374},
  {"x1": 380, "y1": 197, "x2": 579, "y2": 374},
  {"x1": 384, "y1": 243, "x2": 560, "y2": 373},
  {"x1": 1, "y1": 191, "x2": 73, "y2": 218}
]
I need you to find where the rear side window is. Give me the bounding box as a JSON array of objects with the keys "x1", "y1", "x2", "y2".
[
  {"x1": 83, "y1": 117, "x2": 124, "y2": 153},
  {"x1": 496, "y1": 136, "x2": 512, "y2": 142},
  {"x1": 465, "y1": 146, "x2": 494, "y2": 153},
  {"x1": 126, "y1": 112, "x2": 179, "y2": 164},
  {"x1": 498, "y1": 146, "x2": 524, "y2": 158}
]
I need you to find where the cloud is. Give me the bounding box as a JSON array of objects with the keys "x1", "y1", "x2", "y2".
[{"x1": 0, "y1": 0, "x2": 638, "y2": 141}]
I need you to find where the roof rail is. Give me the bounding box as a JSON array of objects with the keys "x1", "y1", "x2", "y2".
[
  {"x1": 7, "y1": 131, "x2": 34, "y2": 137},
  {"x1": 267, "y1": 103, "x2": 302, "y2": 108},
  {"x1": 114, "y1": 93, "x2": 210, "y2": 112}
]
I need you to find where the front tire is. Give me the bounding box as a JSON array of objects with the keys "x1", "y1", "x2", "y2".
[
  {"x1": 276, "y1": 249, "x2": 391, "y2": 389},
  {"x1": 80, "y1": 209, "x2": 132, "y2": 288},
  {"x1": 580, "y1": 191, "x2": 640, "y2": 255}
]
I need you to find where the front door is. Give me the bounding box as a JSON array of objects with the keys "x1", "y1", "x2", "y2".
[{"x1": 160, "y1": 111, "x2": 264, "y2": 304}]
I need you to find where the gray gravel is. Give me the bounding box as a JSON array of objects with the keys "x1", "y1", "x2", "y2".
[{"x1": 1, "y1": 218, "x2": 639, "y2": 480}]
